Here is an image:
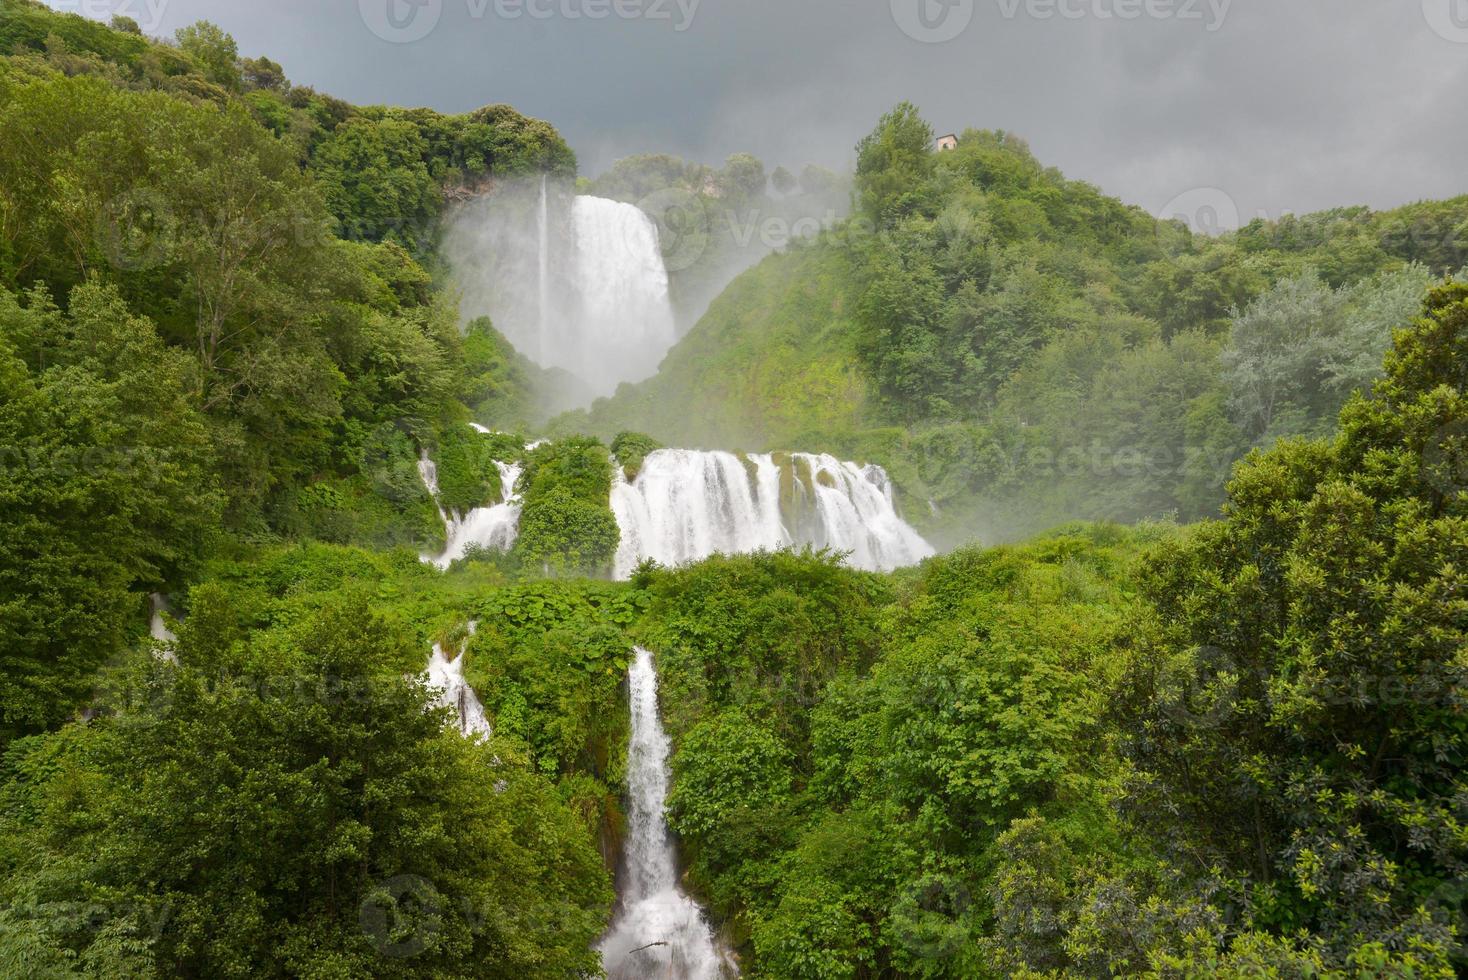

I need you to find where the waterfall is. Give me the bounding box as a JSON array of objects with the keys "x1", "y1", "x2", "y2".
[
  {"x1": 148, "y1": 592, "x2": 178, "y2": 664},
  {"x1": 418, "y1": 434, "x2": 932, "y2": 578},
  {"x1": 538, "y1": 174, "x2": 550, "y2": 366},
  {"x1": 571, "y1": 196, "x2": 677, "y2": 395},
  {"x1": 601, "y1": 648, "x2": 733, "y2": 980},
  {"x1": 611, "y1": 450, "x2": 933, "y2": 579},
  {"x1": 426, "y1": 459, "x2": 526, "y2": 569},
  {"x1": 419, "y1": 426, "x2": 528, "y2": 569},
  {"x1": 148, "y1": 593, "x2": 177, "y2": 645},
  {"x1": 445, "y1": 185, "x2": 677, "y2": 402},
  {"x1": 425, "y1": 624, "x2": 492, "y2": 739}
]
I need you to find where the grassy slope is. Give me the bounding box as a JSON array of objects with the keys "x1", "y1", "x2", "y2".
[{"x1": 563, "y1": 243, "x2": 870, "y2": 449}]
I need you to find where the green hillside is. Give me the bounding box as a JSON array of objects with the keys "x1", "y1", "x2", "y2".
[
  {"x1": 573, "y1": 104, "x2": 1468, "y2": 545},
  {"x1": 556, "y1": 242, "x2": 870, "y2": 448},
  {"x1": 2, "y1": 6, "x2": 1467, "y2": 977}
]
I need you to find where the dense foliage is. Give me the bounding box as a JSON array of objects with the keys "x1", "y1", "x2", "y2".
[
  {"x1": 0, "y1": 545, "x2": 613, "y2": 977},
  {"x1": 626, "y1": 285, "x2": 1468, "y2": 977},
  {"x1": 511, "y1": 438, "x2": 620, "y2": 576},
  {"x1": 0, "y1": 4, "x2": 564, "y2": 726},
  {"x1": 2, "y1": 7, "x2": 1466, "y2": 978},
  {"x1": 0, "y1": 282, "x2": 218, "y2": 740},
  {"x1": 576, "y1": 103, "x2": 1468, "y2": 547}
]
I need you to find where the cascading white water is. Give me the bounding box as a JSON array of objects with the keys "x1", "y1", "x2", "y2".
[
  {"x1": 611, "y1": 450, "x2": 934, "y2": 579},
  {"x1": 426, "y1": 459, "x2": 525, "y2": 569},
  {"x1": 148, "y1": 593, "x2": 177, "y2": 645},
  {"x1": 571, "y1": 196, "x2": 677, "y2": 395},
  {"x1": 419, "y1": 425, "x2": 527, "y2": 569},
  {"x1": 601, "y1": 647, "x2": 733, "y2": 980},
  {"x1": 446, "y1": 183, "x2": 678, "y2": 404},
  {"x1": 419, "y1": 433, "x2": 932, "y2": 579},
  {"x1": 425, "y1": 624, "x2": 492, "y2": 739},
  {"x1": 800, "y1": 454, "x2": 934, "y2": 572},
  {"x1": 148, "y1": 592, "x2": 178, "y2": 664}
]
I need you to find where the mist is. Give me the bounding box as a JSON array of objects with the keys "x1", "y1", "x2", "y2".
[{"x1": 442, "y1": 158, "x2": 851, "y2": 411}]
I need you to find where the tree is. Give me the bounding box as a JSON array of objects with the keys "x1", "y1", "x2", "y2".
[
  {"x1": 771, "y1": 165, "x2": 798, "y2": 196},
  {"x1": 718, "y1": 152, "x2": 767, "y2": 200},
  {"x1": 854, "y1": 102, "x2": 934, "y2": 225},
  {"x1": 514, "y1": 486, "x2": 620, "y2": 576},
  {"x1": 312, "y1": 117, "x2": 437, "y2": 245},
  {"x1": 1221, "y1": 266, "x2": 1436, "y2": 445},
  {"x1": 174, "y1": 21, "x2": 240, "y2": 91},
  {"x1": 241, "y1": 55, "x2": 287, "y2": 91},
  {"x1": 799, "y1": 164, "x2": 841, "y2": 197},
  {"x1": 0, "y1": 282, "x2": 219, "y2": 743},
  {"x1": 0, "y1": 593, "x2": 613, "y2": 976},
  {"x1": 1219, "y1": 269, "x2": 1347, "y2": 441},
  {"x1": 1124, "y1": 281, "x2": 1468, "y2": 969},
  {"x1": 0, "y1": 75, "x2": 403, "y2": 520}
]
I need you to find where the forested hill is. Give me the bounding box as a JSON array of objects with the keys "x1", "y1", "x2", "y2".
[
  {"x1": 3, "y1": 5, "x2": 1468, "y2": 978},
  {"x1": 565, "y1": 103, "x2": 1468, "y2": 545},
  {"x1": 0, "y1": 0, "x2": 572, "y2": 734}
]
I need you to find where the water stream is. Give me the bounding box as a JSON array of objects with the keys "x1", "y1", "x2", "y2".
[{"x1": 601, "y1": 647, "x2": 734, "y2": 979}]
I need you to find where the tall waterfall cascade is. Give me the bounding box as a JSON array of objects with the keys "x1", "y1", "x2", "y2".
[
  {"x1": 601, "y1": 647, "x2": 734, "y2": 979},
  {"x1": 569, "y1": 195, "x2": 677, "y2": 393},
  {"x1": 611, "y1": 450, "x2": 934, "y2": 579},
  {"x1": 444, "y1": 183, "x2": 677, "y2": 401},
  {"x1": 537, "y1": 175, "x2": 550, "y2": 365}
]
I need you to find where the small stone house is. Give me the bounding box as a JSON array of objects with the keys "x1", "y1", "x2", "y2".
[{"x1": 935, "y1": 133, "x2": 959, "y2": 152}]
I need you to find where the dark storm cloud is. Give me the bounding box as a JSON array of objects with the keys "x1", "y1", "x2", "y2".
[{"x1": 49, "y1": 0, "x2": 1468, "y2": 221}]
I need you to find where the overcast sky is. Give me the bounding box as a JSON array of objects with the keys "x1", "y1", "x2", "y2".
[{"x1": 48, "y1": 0, "x2": 1468, "y2": 225}]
